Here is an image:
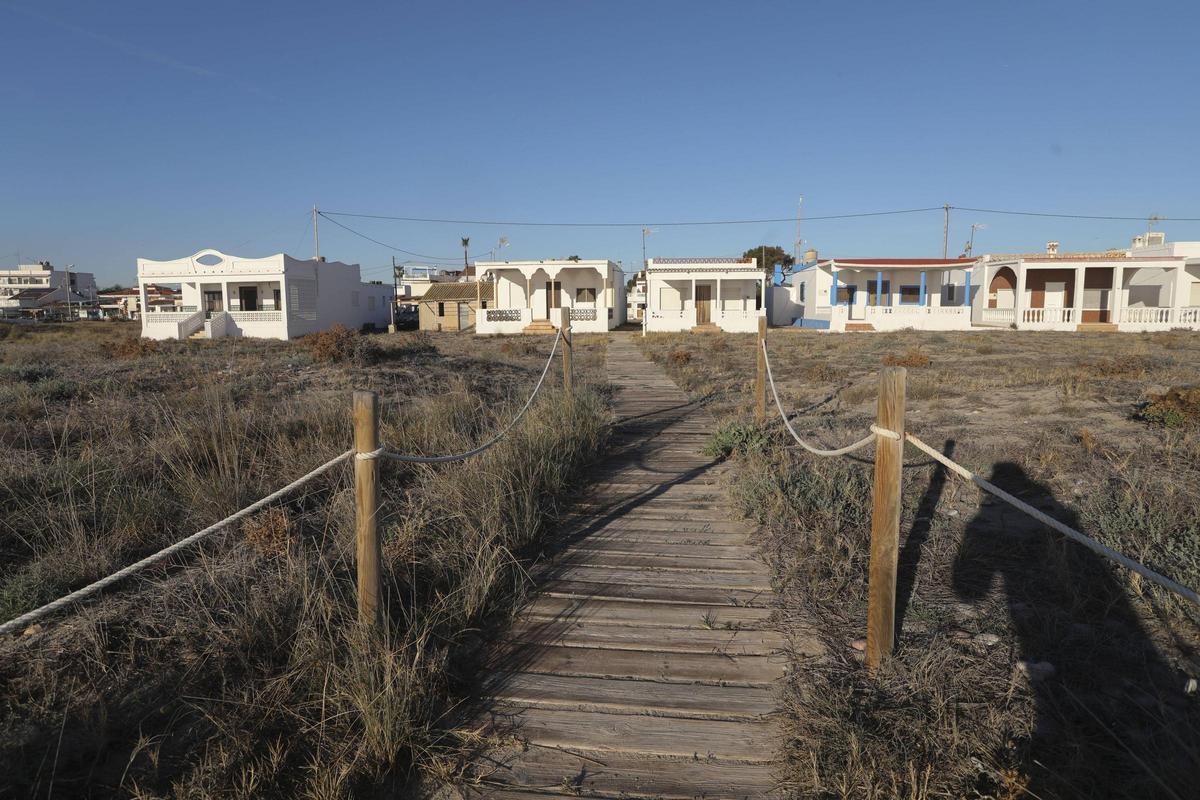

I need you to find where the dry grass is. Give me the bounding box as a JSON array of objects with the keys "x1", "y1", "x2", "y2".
[
  {"x1": 641, "y1": 328, "x2": 1200, "y2": 799},
  {"x1": 0, "y1": 321, "x2": 608, "y2": 797}
]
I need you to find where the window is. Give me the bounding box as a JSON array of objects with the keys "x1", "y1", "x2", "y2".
[
  {"x1": 866, "y1": 279, "x2": 891, "y2": 305},
  {"x1": 437, "y1": 302, "x2": 445, "y2": 317},
  {"x1": 943, "y1": 283, "x2": 957, "y2": 304},
  {"x1": 368, "y1": 296, "x2": 376, "y2": 311},
  {"x1": 575, "y1": 287, "x2": 596, "y2": 303},
  {"x1": 352, "y1": 291, "x2": 360, "y2": 307},
  {"x1": 836, "y1": 287, "x2": 855, "y2": 304},
  {"x1": 273, "y1": 288, "x2": 281, "y2": 309},
  {"x1": 799, "y1": 283, "x2": 806, "y2": 303},
  {"x1": 899, "y1": 285, "x2": 921, "y2": 304}
]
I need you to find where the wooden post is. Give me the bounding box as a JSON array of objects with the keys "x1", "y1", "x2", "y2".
[
  {"x1": 560, "y1": 306, "x2": 573, "y2": 395},
  {"x1": 353, "y1": 390, "x2": 382, "y2": 629},
  {"x1": 755, "y1": 316, "x2": 767, "y2": 420},
  {"x1": 865, "y1": 367, "x2": 906, "y2": 673}
]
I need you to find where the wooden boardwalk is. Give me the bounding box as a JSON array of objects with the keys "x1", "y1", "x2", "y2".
[{"x1": 469, "y1": 335, "x2": 789, "y2": 799}]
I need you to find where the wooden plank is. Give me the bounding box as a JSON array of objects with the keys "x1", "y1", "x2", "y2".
[
  {"x1": 485, "y1": 672, "x2": 776, "y2": 720},
  {"x1": 507, "y1": 619, "x2": 785, "y2": 654},
  {"x1": 550, "y1": 549, "x2": 763, "y2": 571},
  {"x1": 476, "y1": 745, "x2": 780, "y2": 798},
  {"x1": 557, "y1": 517, "x2": 750, "y2": 537},
  {"x1": 522, "y1": 596, "x2": 774, "y2": 629},
  {"x1": 542, "y1": 565, "x2": 771, "y2": 591},
  {"x1": 481, "y1": 706, "x2": 776, "y2": 762},
  {"x1": 563, "y1": 539, "x2": 758, "y2": 560},
  {"x1": 541, "y1": 580, "x2": 771, "y2": 607},
  {"x1": 488, "y1": 643, "x2": 781, "y2": 685}
]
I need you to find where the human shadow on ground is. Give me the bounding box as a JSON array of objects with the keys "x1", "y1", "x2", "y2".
[
  {"x1": 951, "y1": 462, "x2": 1198, "y2": 799},
  {"x1": 894, "y1": 438, "x2": 955, "y2": 637}
]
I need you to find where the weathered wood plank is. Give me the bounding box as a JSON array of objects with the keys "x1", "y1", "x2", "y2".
[
  {"x1": 521, "y1": 596, "x2": 775, "y2": 629},
  {"x1": 488, "y1": 643, "x2": 781, "y2": 685},
  {"x1": 506, "y1": 619, "x2": 786, "y2": 654},
  {"x1": 541, "y1": 580, "x2": 771, "y2": 607}
]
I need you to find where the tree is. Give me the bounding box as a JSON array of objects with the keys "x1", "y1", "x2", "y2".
[
  {"x1": 742, "y1": 245, "x2": 794, "y2": 273},
  {"x1": 461, "y1": 237, "x2": 470, "y2": 271}
]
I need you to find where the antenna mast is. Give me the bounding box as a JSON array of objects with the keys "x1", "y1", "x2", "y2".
[
  {"x1": 794, "y1": 197, "x2": 803, "y2": 265},
  {"x1": 312, "y1": 206, "x2": 320, "y2": 260}
]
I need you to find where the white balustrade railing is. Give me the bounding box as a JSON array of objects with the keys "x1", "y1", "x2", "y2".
[
  {"x1": 145, "y1": 311, "x2": 200, "y2": 324},
  {"x1": 205, "y1": 311, "x2": 231, "y2": 338},
  {"x1": 982, "y1": 308, "x2": 1015, "y2": 324},
  {"x1": 177, "y1": 309, "x2": 206, "y2": 338},
  {"x1": 1120, "y1": 307, "x2": 1172, "y2": 324},
  {"x1": 649, "y1": 309, "x2": 688, "y2": 320},
  {"x1": 1179, "y1": 307, "x2": 1200, "y2": 324},
  {"x1": 569, "y1": 307, "x2": 598, "y2": 322},
  {"x1": 1021, "y1": 307, "x2": 1074, "y2": 324}
]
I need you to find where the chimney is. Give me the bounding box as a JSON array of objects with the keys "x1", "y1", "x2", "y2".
[{"x1": 1045, "y1": 241, "x2": 1060, "y2": 256}]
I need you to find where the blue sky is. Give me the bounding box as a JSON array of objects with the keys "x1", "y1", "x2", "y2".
[{"x1": 3, "y1": 0, "x2": 1199, "y2": 286}]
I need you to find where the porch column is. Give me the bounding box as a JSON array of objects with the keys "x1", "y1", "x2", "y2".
[
  {"x1": 715, "y1": 277, "x2": 722, "y2": 312},
  {"x1": 221, "y1": 282, "x2": 230, "y2": 313},
  {"x1": 1110, "y1": 265, "x2": 1124, "y2": 323},
  {"x1": 831, "y1": 268, "x2": 839, "y2": 306},
  {"x1": 1072, "y1": 266, "x2": 1086, "y2": 323},
  {"x1": 981, "y1": 262, "x2": 990, "y2": 307},
  {"x1": 1172, "y1": 264, "x2": 1190, "y2": 321},
  {"x1": 1014, "y1": 266, "x2": 1027, "y2": 323},
  {"x1": 138, "y1": 281, "x2": 149, "y2": 320},
  {"x1": 525, "y1": 274, "x2": 531, "y2": 309},
  {"x1": 919, "y1": 271, "x2": 927, "y2": 306},
  {"x1": 690, "y1": 278, "x2": 696, "y2": 310},
  {"x1": 963, "y1": 269, "x2": 971, "y2": 307},
  {"x1": 280, "y1": 275, "x2": 290, "y2": 337}
]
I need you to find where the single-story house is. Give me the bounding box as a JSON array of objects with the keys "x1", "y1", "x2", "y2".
[
  {"x1": 97, "y1": 284, "x2": 179, "y2": 319},
  {"x1": 0, "y1": 286, "x2": 95, "y2": 319},
  {"x1": 418, "y1": 281, "x2": 493, "y2": 331},
  {"x1": 973, "y1": 235, "x2": 1200, "y2": 331},
  {"x1": 137, "y1": 249, "x2": 393, "y2": 340},
  {"x1": 780, "y1": 256, "x2": 978, "y2": 331},
  {"x1": 643, "y1": 257, "x2": 767, "y2": 333},
  {"x1": 474, "y1": 259, "x2": 626, "y2": 334}
]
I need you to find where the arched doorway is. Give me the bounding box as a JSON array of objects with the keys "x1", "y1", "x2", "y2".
[{"x1": 989, "y1": 267, "x2": 1017, "y2": 309}]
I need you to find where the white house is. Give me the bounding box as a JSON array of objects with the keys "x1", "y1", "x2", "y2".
[
  {"x1": 137, "y1": 249, "x2": 393, "y2": 341},
  {"x1": 643, "y1": 257, "x2": 767, "y2": 333},
  {"x1": 0, "y1": 262, "x2": 97, "y2": 316},
  {"x1": 474, "y1": 259, "x2": 626, "y2": 334},
  {"x1": 973, "y1": 234, "x2": 1200, "y2": 332},
  {"x1": 398, "y1": 266, "x2": 461, "y2": 300},
  {"x1": 784, "y1": 257, "x2": 978, "y2": 331}
]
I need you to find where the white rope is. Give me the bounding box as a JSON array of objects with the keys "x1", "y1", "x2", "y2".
[
  {"x1": 0, "y1": 449, "x2": 355, "y2": 636},
  {"x1": 382, "y1": 329, "x2": 563, "y2": 464},
  {"x1": 904, "y1": 432, "x2": 1200, "y2": 606},
  {"x1": 761, "y1": 339, "x2": 881, "y2": 457}
]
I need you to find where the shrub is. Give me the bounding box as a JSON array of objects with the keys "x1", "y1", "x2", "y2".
[
  {"x1": 303, "y1": 325, "x2": 380, "y2": 365},
  {"x1": 101, "y1": 335, "x2": 158, "y2": 359},
  {"x1": 666, "y1": 348, "x2": 692, "y2": 366},
  {"x1": 704, "y1": 420, "x2": 769, "y2": 459},
  {"x1": 1138, "y1": 386, "x2": 1200, "y2": 428},
  {"x1": 882, "y1": 347, "x2": 931, "y2": 368}
]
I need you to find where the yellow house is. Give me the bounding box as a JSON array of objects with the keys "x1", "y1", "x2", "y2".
[{"x1": 418, "y1": 282, "x2": 493, "y2": 331}]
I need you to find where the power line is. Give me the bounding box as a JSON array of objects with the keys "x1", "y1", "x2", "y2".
[
  {"x1": 952, "y1": 206, "x2": 1200, "y2": 222},
  {"x1": 317, "y1": 212, "x2": 490, "y2": 260},
  {"x1": 318, "y1": 207, "x2": 945, "y2": 228}
]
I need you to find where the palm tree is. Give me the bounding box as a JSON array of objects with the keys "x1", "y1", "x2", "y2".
[{"x1": 461, "y1": 237, "x2": 470, "y2": 272}]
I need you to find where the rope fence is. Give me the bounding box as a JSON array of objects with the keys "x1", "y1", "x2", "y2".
[
  {"x1": 1, "y1": 318, "x2": 574, "y2": 636},
  {"x1": 756, "y1": 332, "x2": 1200, "y2": 671}
]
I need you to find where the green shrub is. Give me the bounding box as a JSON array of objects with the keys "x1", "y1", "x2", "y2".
[{"x1": 704, "y1": 420, "x2": 769, "y2": 458}]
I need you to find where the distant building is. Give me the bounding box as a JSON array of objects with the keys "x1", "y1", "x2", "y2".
[
  {"x1": 974, "y1": 234, "x2": 1200, "y2": 331},
  {"x1": 418, "y1": 281, "x2": 494, "y2": 331},
  {"x1": 398, "y1": 266, "x2": 461, "y2": 300},
  {"x1": 643, "y1": 257, "x2": 766, "y2": 333},
  {"x1": 786, "y1": 257, "x2": 978, "y2": 331},
  {"x1": 136, "y1": 249, "x2": 393, "y2": 340},
  {"x1": 474, "y1": 259, "x2": 626, "y2": 334},
  {"x1": 97, "y1": 284, "x2": 179, "y2": 319},
  {"x1": 0, "y1": 262, "x2": 98, "y2": 317}
]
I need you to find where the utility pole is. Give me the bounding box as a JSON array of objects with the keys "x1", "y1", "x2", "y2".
[
  {"x1": 312, "y1": 206, "x2": 320, "y2": 261},
  {"x1": 64, "y1": 263, "x2": 73, "y2": 321},
  {"x1": 389, "y1": 256, "x2": 397, "y2": 332},
  {"x1": 942, "y1": 204, "x2": 950, "y2": 259}
]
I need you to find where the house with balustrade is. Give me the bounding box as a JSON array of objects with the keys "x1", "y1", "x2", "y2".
[
  {"x1": 973, "y1": 234, "x2": 1200, "y2": 332},
  {"x1": 473, "y1": 259, "x2": 626, "y2": 334},
  {"x1": 785, "y1": 256, "x2": 978, "y2": 331},
  {"x1": 137, "y1": 249, "x2": 393, "y2": 340},
  {"x1": 643, "y1": 257, "x2": 768, "y2": 333}
]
